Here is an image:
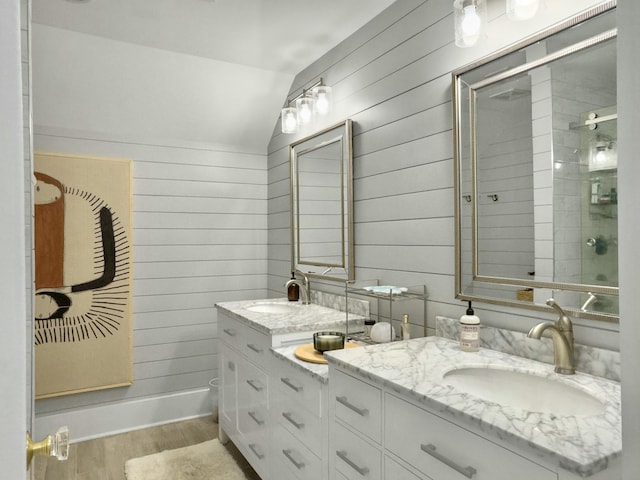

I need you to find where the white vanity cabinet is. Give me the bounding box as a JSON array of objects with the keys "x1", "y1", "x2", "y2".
[
  {"x1": 328, "y1": 368, "x2": 557, "y2": 480},
  {"x1": 217, "y1": 305, "x2": 338, "y2": 480}
]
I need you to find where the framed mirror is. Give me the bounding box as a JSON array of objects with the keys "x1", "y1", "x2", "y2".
[
  {"x1": 453, "y1": 1, "x2": 618, "y2": 321},
  {"x1": 290, "y1": 119, "x2": 354, "y2": 281}
]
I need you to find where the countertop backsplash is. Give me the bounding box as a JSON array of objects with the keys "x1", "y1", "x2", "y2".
[
  {"x1": 311, "y1": 290, "x2": 369, "y2": 318},
  {"x1": 435, "y1": 316, "x2": 620, "y2": 382}
]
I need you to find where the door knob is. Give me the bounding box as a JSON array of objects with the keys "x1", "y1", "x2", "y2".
[{"x1": 26, "y1": 426, "x2": 69, "y2": 469}]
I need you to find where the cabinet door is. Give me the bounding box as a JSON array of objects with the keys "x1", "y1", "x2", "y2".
[
  {"x1": 384, "y1": 394, "x2": 557, "y2": 480},
  {"x1": 219, "y1": 345, "x2": 238, "y2": 431}
]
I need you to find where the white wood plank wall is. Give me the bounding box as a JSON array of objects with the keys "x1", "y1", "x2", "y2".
[
  {"x1": 32, "y1": 131, "x2": 268, "y2": 427},
  {"x1": 267, "y1": 0, "x2": 619, "y2": 348}
]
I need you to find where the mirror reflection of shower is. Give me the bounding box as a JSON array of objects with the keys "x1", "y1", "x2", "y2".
[{"x1": 579, "y1": 106, "x2": 618, "y2": 313}]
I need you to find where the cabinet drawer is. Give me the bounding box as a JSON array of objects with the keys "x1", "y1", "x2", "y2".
[
  {"x1": 275, "y1": 391, "x2": 323, "y2": 454},
  {"x1": 219, "y1": 313, "x2": 245, "y2": 351},
  {"x1": 238, "y1": 362, "x2": 268, "y2": 438},
  {"x1": 384, "y1": 394, "x2": 557, "y2": 480},
  {"x1": 276, "y1": 360, "x2": 324, "y2": 418},
  {"x1": 333, "y1": 422, "x2": 381, "y2": 480},
  {"x1": 333, "y1": 369, "x2": 381, "y2": 443},
  {"x1": 243, "y1": 324, "x2": 270, "y2": 364},
  {"x1": 238, "y1": 362, "x2": 268, "y2": 406},
  {"x1": 385, "y1": 456, "x2": 423, "y2": 480},
  {"x1": 243, "y1": 430, "x2": 270, "y2": 480},
  {"x1": 274, "y1": 424, "x2": 322, "y2": 480}
]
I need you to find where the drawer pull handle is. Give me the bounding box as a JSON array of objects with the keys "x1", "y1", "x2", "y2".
[
  {"x1": 282, "y1": 449, "x2": 306, "y2": 470},
  {"x1": 247, "y1": 343, "x2": 263, "y2": 354},
  {"x1": 280, "y1": 377, "x2": 303, "y2": 392},
  {"x1": 246, "y1": 379, "x2": 264, "y2": 392},
  {"x1": 223, "y1": 328, "x2": 236, "y2": 337},
  {"x1": 227, "y1": 361, "x2": 235, "y2": 371},
  {"x1": 336, "y1": 450, "x2": 369, "y2": 476},
  {"x1": 420, "y1": 443, "x2": 477, "y2": 479},
  {"x1": 336, "y1": 396, "x2": 369, "y2": 417},
  {"x1": 282, "y1": 411, "x2": 305, "y2": 429},
  {"x1": 248, "y1": 443, "x2": 265, "y2": 460},
  {"x1": 248, "y1": 410, "x2": 264, "y2": 426}
]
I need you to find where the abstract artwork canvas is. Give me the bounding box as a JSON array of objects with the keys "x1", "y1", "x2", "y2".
[{"x1": 34, "y1": 152, "x2": 133, "y2": 398}]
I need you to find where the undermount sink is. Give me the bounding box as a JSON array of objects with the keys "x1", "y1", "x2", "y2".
[
  {"x1": 245, "y1": 302, "x2": 301, "y2": 314},
  {"x1": 443, "y1": 367, "x2": 605, "y2": 416}
]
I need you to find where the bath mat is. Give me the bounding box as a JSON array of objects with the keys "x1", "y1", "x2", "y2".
[{"x1": 124, "y1": 439, "x2": 248, "y2": 480}]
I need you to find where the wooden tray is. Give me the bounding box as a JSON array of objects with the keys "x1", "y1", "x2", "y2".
[{"x1": 294, "y1": 342, "x2": 360, "y2": 364}]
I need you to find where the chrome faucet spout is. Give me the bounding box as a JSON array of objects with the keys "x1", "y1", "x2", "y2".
[{"x1": 527, "y1": 298, "x2": 575, "y2": 375}]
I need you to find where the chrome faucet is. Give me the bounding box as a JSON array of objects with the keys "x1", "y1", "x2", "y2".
[
  {"x1": 581, "y1": 292, "x2": 597, "y2": 312},
  {"x1": 284, "y1": 271, "x2": 311, "y2": 305},
  {"x1": 527, "y1": 298, "x2": 575, "y2": 375}
]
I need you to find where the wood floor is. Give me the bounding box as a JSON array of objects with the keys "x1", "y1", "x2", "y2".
[{"x1": 32, "y1": 416, "x2": 260, "y2": 480}]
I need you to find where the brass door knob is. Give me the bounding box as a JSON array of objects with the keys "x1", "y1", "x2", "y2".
[{"x1": 26, "y1": 426, "x2": 69, "y2": 469}]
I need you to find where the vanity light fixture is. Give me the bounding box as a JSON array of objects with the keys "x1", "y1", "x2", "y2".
[
  {"x1": 280, "y1": 78, "x2": 332, "y2": 134},
  {"x1": 453, "y1": 0, "x2": 486, "y2": 48},
  {"x1": 281, "y1": 106, "x2": 299, "y2": 134},
  {"x1": 312, "y1": 82, "x2": 332, "y2": 116},
  {"x1": 506, "y1": 0, "x2": 539, "y2": 20},
  {"x1": 296, "y1": 94, "x2": 315, "y2": 126},
  {"x1": 453, "y1": 0, "x2": 541, "y2": 48}
]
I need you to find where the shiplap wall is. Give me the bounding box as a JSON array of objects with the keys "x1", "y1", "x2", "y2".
[
  {"x1": 32, "y1": 131, "x2": 268, "y2": 440},
  {"x1": 267, "y1": 0, "x2": 620, "y2": 347}
]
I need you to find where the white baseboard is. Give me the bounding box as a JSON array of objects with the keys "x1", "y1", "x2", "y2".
[{"x1": 34, "y1": 388, "x2": 212, "y2": 443}]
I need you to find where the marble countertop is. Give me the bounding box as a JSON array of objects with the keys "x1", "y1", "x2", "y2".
[
  {"x1": 216, "y1": 298, "x2": 363, "y2": 336},
  {"x1": 271, "y1": 344, "x2": 329, "y2": 384},
  {"x1": 325, "y1": 336, "x2": 621, "y2": 477}
]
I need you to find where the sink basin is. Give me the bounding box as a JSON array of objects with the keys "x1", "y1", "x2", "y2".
[
  {"x1": 245, "y1": 302, "x2": 301, "y2": 314},
  {"x1": 443, "y1": 367, "x2": 605, "y2": 416}
]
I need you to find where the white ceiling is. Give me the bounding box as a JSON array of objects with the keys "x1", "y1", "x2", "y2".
[
  {"x1": 31, "y1": 0, "x2": 397, "y2": 151},
  {"x1": 33, "y1": 0, "x2": 397, "y2": 75}
]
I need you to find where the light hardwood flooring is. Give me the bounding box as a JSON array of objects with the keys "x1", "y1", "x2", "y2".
[{"x1": 32, "y1": 416, "x2": 260, "y2": 480}]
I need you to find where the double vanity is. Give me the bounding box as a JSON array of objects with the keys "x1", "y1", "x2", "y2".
[{"x1": 216, "y1": 298, "x2": 621, "y2": 480}]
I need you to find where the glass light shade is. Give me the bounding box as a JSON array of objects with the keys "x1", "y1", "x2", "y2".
[
  {"x1": 506, "y1": 0, "x2": 539, "y2": 20},
  {"x1": 453, "y1": 0, "x2": 486, "y2": 48},
  {"x1": 312, "y1": 84, "x2": 332, "y2": 116},
  {"x1": 296, "y1": 96, "x2": 315, "y2": 125},
  {"x1": 281, "y1": 107, "x2": 298, "y2": 134}
]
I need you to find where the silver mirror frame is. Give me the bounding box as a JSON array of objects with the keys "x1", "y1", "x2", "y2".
[
  {"x1": 452, "y1": 1, "x2": 618, "y2": 322},
  {"x1": 290, "y1": 119, "x2": 354, "y2": 282}
]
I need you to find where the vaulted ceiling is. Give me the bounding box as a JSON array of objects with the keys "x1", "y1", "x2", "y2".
[{"x1": 31, "y1": 0, "x2": 397, "y2": 151}]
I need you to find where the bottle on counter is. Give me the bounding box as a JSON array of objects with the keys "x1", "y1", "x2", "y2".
[
  {"x1": 401, "y1": 314, "x2": 411, "y2": 340},
  {"x1": 287, "y1": 272, "x2": 299, "y2": 301},
  {"x1": 459, "y1": 301, "x2": 480, "y2": 352}
]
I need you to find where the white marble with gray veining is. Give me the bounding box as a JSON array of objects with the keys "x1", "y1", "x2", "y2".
[
  {"x1": 216, "y1": 298, "x2": 364, "y2": 335},
  {"x1": 436, "y1": 316, "x2": 621, "y2": 381},
  {"x1": 311, "y1": 290, "x2": 370, "y2": 318},
  {"x1": 271, "y1": 344, "x2": 329, "y2": 384},
  {"x1": 324, "y1": 336, "x2": 621, "y2": 477}
]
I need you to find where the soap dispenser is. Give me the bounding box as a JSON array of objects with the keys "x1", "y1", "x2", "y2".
[
  {"x1": 459, "y1": 301, "x2": 480, "y2": 352},
  {"x1": 287, "y1": 272, "x2": 299, "y2": 301}
]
